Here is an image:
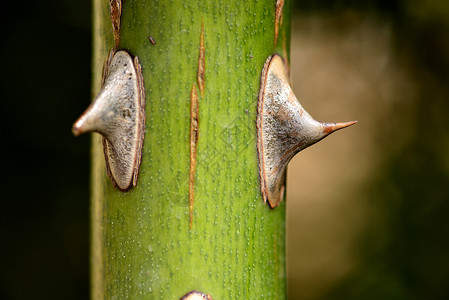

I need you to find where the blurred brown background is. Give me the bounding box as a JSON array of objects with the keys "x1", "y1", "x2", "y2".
[
  {"x1": 1, "y1": 1, "x2": 448, "y2": 299},
  {"x1": 287, "y1": 1, "x2": 449, "y2": 299}
]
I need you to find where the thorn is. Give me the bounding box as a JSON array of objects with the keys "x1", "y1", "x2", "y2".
[
  {"x1": 71, "y1": 120, "x2": 83, "y2": 136},
  {"x1": 257, "y1": 54, "x2": 356, "y2": 208},
  {"x1": 71, "y1": 98, "x2": 106, "y2": 137},
  {"x1": 72, "y1": 50, "x2": 146, "y2": 191},
  {"x1": 180, "y1": 290, "x2": 213, "y2": 300},
  {"x1": 323, "y1": 120, "x2": 357, "y2": 134}
]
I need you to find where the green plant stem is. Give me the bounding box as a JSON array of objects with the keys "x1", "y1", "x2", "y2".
[{"x1": 91, "y1": 0, "x2": 290, "y2": 298}]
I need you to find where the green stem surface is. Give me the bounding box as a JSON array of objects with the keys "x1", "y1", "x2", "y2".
[{"x1": 91, "y1": 0, "x2": 290, "y2": 298}]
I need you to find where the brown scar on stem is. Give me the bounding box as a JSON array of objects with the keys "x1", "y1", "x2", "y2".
[
  {"x1": 148, "y1": 35, "x2": 156, "y2": 45},
  {"x1": 110, "y1": 0, "x2": 122, "y2": 48},
  {"x1": 274, "y1": 0, "x2": 285, "y2": 48},
  {"x1": 180, "y1": 290, "x2": 213, "y2": 300},
  {"x1": 197, "y1": 21, "x2": 206, "y2": 96},
  {"x1": 189, "y1": 84, "x2": 199, "y2": 229}
]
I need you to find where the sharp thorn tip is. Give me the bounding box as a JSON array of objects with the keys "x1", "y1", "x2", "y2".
[
  {"x1": 72, "y1": 123, "x2": 82, "y2": 136},
  {"x1": 323, "y1": 120, "x2": 357, "y2": 134}
]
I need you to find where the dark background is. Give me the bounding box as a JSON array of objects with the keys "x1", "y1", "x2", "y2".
[
  {"x1": 0, "y1": 0, "x2": 448, "y2": 299},
  {"x1": 0, "y1": 1, "x2": 91, "y2": 299}
]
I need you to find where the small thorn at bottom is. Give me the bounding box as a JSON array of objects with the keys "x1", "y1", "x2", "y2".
[{"x1": 180, "y1": 290, "x2": 213, "y2": 300}]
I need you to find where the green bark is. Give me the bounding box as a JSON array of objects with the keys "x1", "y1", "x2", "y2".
[{"x1": 91, "y1": 0, "x2": 291, "y2": 298}]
